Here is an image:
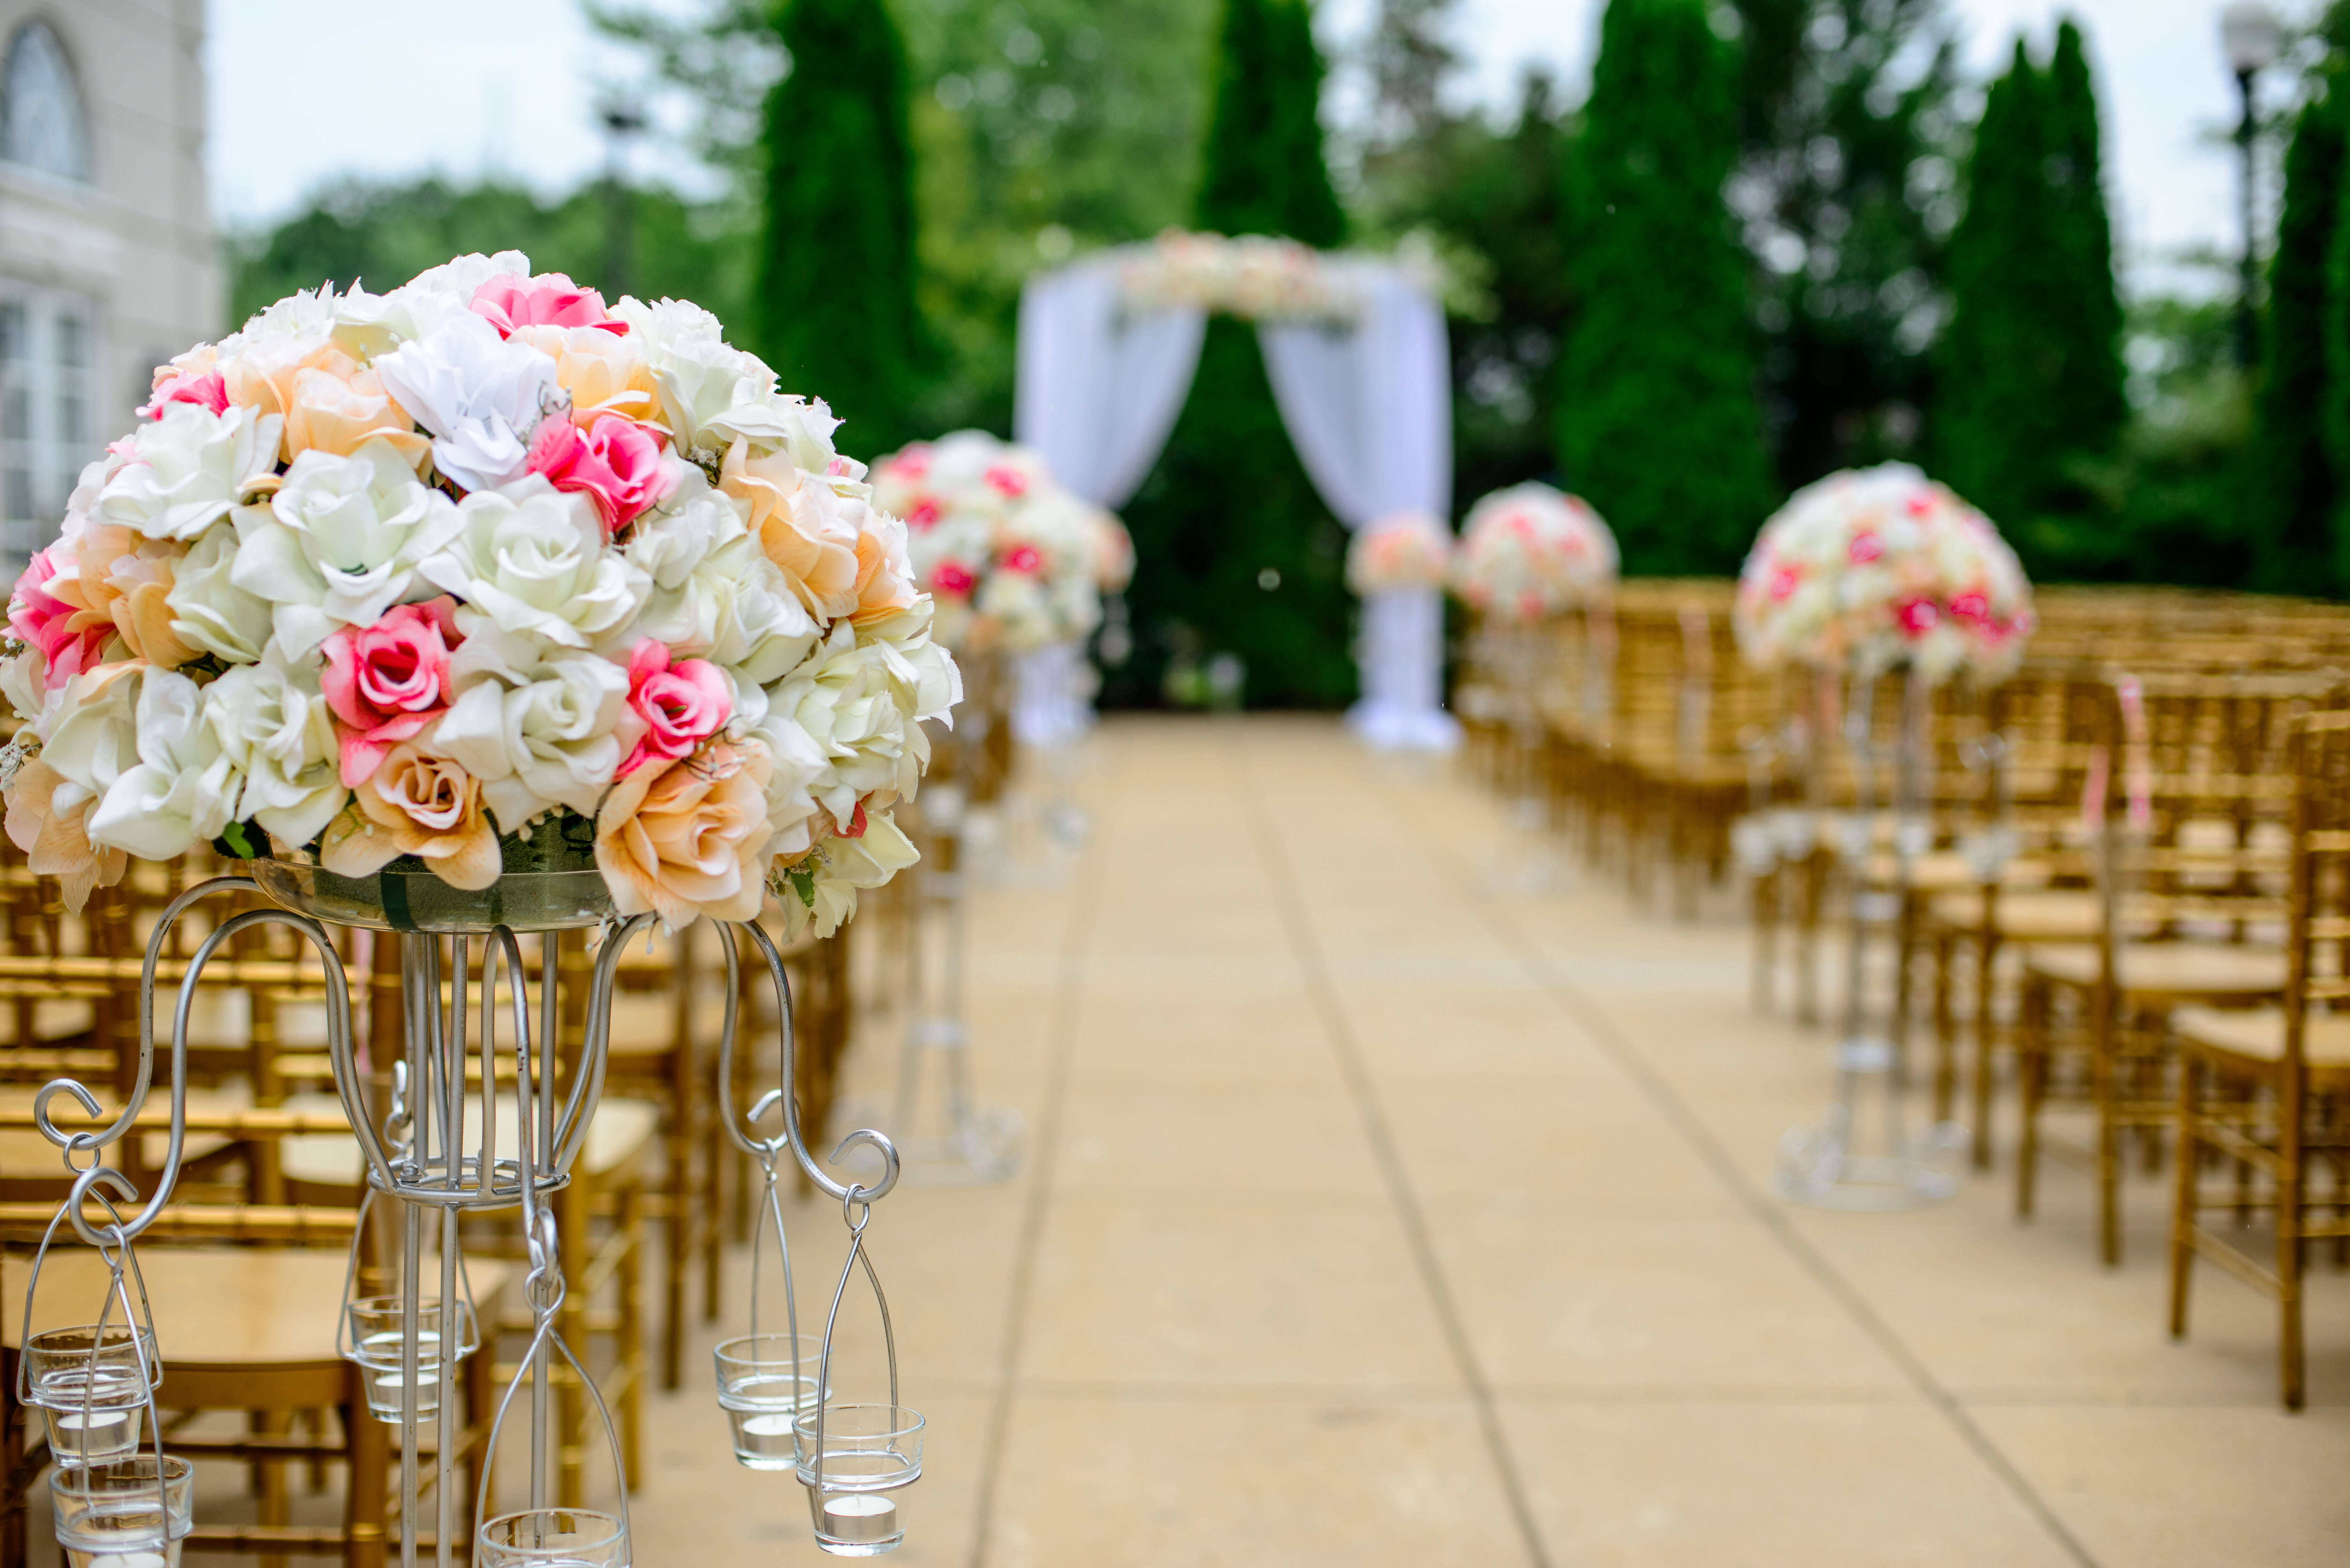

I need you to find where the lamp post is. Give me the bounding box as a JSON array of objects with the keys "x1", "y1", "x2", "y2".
[
  {"x1": 597, "y1": 93, "x2": 648, "y2": 302},
  {"x1": 2222, "y1": 1, "x2": 2284, "y2": 369}
]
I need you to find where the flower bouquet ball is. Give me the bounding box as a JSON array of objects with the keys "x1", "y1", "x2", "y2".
[
  {"x1": 1450, "y1": 483, "x2": 1617, "y2": 622},
  {"x1": 0, "y1": 251, "x2": 960, "y2": 936},
  {"x1": 869, "y1": 432, "x2": 1109, "y2": 652},
  {"x1": 1733, "y1": 462, "x2": 2032, "y2": 682},
  {"x1": 1345, "y1": 511, "x2": 1453, "y2": 594}
]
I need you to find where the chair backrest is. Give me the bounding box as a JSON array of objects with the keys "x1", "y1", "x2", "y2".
[{"x1": 2283, "y1": 711, "x2": 2350, "y2": 1067}]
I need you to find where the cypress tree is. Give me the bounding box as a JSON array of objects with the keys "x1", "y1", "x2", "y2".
[
  {"x1": 2039, "y1": 21, "x2": 2127, "y2": 486},
  {"x1": 755, "y1": 0, "x2": 919, "y2": 456},
  {"x1": 1557, "y1": 0, "x2": 1770, "y2": 574},
  {"x1": 2258, "y1": 80, "x2": 2345, "y2": 593},
  {"x1": 1115, "y1": 0, "x2": 1353, "y2": 708}
]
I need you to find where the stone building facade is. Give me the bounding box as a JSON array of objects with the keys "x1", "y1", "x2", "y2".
[{"x1": 0, "y1": 1, "x2": 217, "y2": 572}]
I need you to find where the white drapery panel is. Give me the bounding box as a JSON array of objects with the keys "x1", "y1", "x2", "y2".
[
  {"x1": 1014, "y1": 261, "x2": 1207, "y2": 509},
  {"x1": 1348, "y1": 587, "x2": 1460, "y2": 751},
  {"x1": 1255, "y1": 270, "x2": 1453, "y2": 529}
]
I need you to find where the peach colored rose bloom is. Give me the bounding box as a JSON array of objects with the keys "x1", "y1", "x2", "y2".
[
  {"x1": 513, "y1": 324, "x2": 658, "y2": 424},
  {"x1": 320, "y1": 740, "x2": 500, "y2": 890},
  {"x1": 77, "y1": 523, "x2": 198, "y2": 669},
  {"x1": 848, "y1": 514, "x2": 920, "y2": 626},
  {"x1": 594, "y1": 739, "x2": 772, "y2": 929},
  {"x1": 226, "y1": 340, "x2": 426, "y2": 467},
  {"x1": 720, "y1": 440, "x2": 860, "y2": 620},
  {"x1": 4, "y1": 758, "x2": 127, "y2": 912}
]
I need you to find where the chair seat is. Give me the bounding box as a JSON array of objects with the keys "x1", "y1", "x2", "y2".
[
  {"x1": 277, "y1": 1094, "x2": 659, "y2": 1191},
  {"x1": 2171, "y1": 1006, "x2": 2350, "y2": 1075},
  {"x1": 4, "y1": 1247, "x2": 507, "y2": 1375},
  {"x1": 1929, "y1": 888, "x2": 2101, "y2": 942},
  {"x1": 2025, "y1": 941, "x2": 2289, "y2": 999}
]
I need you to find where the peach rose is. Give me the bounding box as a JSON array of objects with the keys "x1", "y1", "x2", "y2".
[
  {"x1": 320, "y1": 740, "x2": 500, "y2": 890},
  {"x1": 76, "y1": 524, "x2": 198, "y2": 669},
  {"x1": 849, "y1": 515, "x2": 920, "y2": 625},
  {"x1": 282, "y1": 361, "x2": 430, "y2": 467},
  {"x1": 513, "y1": 323, "x2": 658, "y2": 424},
  {"x1": 594, "y1": 740, "x2": 772, "y2": 929},
  {"x1": 4, "y1": 758, "x2": 127, "y2": 913},
  {"x1": 720, "y1": 439, "x2": 860, "y2": 620}
]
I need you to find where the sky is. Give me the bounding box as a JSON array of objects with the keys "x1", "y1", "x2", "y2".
[{"x1": 207, "y1": 0, "x2": 2310, "y2": 298}]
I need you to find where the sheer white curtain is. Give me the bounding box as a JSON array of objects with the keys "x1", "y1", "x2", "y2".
[
  {"x1": 1015, "y1": 260, "x2": 1206, "y2": 509},
  {"x1": 1259, "y1": 270, "x2": 1458, "y2": 750}
]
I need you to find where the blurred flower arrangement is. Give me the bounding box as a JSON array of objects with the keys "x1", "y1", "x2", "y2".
[
  {"x1": 1450, "y1": 483, "x2": 1618, "y2": 623},
  {"x1": 870, "y1": 432, "x2": 1112, "y2": 653},
  {"x1": 1346, "y1": 511, "x2": 1453, "y2": 593},
  {"x1": 0, "y1": 251, "x2": 959, "y2": 937},
  {"x1": 1117, "y1": 230, "x2": 1363, "y2": 323},
  {"x1": 1733, "y1": 462, "x2": 2033, "y2": 682}
]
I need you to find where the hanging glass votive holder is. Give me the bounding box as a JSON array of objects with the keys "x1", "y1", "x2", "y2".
[
  {"x1": 23, "y1": 1324, "x2": 159, "y2": 1466},
  {"x1": 714, "y1": 1333, "x2": 827, "y2": 1470},
  {"x1": 48, "y1": 1454, "x2": 192, "y2": 1568},
  {"x1": 345, "y1": 1296, "x2": 480, "y2": 1424},
  {"x1": 794, "y1": 1405, "x2": 924, "y2": 1554},
  {"x1": 476, "y1": 1508, "x2": 628, "y2": 1568}
]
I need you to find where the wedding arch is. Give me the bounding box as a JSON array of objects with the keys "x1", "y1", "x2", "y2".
[{"x1": 1013, "y1": 231, "x2": 1459, "y2": 749}]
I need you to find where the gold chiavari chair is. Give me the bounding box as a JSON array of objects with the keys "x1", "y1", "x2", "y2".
[{"x1": 2014, "y1": 672, "x2": 2325, "y2": 1265}]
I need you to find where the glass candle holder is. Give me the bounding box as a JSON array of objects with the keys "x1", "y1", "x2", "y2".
[
  {"x1": 25, "y1": 1326, "x2": 159, "y2": 1467},
  {"x1": 795, "y1": 1403, "x2": 922, "y2": 1553},
  {"x1": 49, "y1": 1455, "x2": 192, "y2": 1568},
  {"x1": 476, "y1": 1508, "x2": 628, "y2": 1568},
  {"x1": 345, "y1": 1298, "x2": 478, "y2": 1424},
  {"x1": 713, "y1": 1334, "x2": 827, "y2": 1471}
]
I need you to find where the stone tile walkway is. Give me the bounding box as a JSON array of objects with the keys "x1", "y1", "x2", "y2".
[{"x1": 635, "y1": 716, "x2": 2350, "y2": 1567}]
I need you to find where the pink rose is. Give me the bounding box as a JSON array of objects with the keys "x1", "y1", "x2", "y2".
[
  {"x1": 930, "y1": 561, "x2": 975, "y2": 598},
  {"x1": 983, "y1": 464, "x2": 1028, "y2": 498},
  {"x1": 1895, "y1": 597, "x2": 1938, "y2": 637},
  {"x1": 1905, "y1": 493, "x2": 1934, "y2": 518},
  {"x1": 320, "y1": 599, "x2": 460, "y2": 787},
  {"x1": 1769, "y1": 565, "x2": 1802, "y2": 602},
  {"x1": 1001, "y1": 544, "x2": 1043, "y2": 574},
  {"x1": 1947, "y1": 591, "x2": 1990, "y2": 626},
  {"x1": 136, "y1": 370, "x2": 228, "y2": 421},
  {"x1": 887, "y1": 447, "x2": 932, "y2": 481},
  {"x1": 1848, "y1": 532, "x2": 1884, "y2": 565},
  {"x1": 469, "y1": 273, "x2": 626, "y2": 338},
  {"x1": 527, "y1": 414, "x2": 678, "y2": 533},
  {"x1": 621, "y1": 641, "x2": 730, "y2": 777},
  {"x1": 905, "y1": 498, "x2": 941, "y2": 531},
  {"x1": 9, "y1": 551, "x2": 112, "y2": 691}
]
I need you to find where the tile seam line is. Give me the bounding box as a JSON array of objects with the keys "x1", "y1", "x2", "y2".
[
  {"x1": 966, "y1": 745, "x2": 1116, "y2": 1568},
  {"x1": 1232, "y1": 732, "x2": 1556, "y2": 1568},
  {"x1": 1370, "y1": 771, "x2": 2101, "y2": 1568}
]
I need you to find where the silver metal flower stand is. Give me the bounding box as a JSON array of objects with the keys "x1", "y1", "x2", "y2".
[
  {"x1": 20, "y1": 869, "x2": 919, "y2": 1565},
  {"x1": 845, "y1": 783, "x2": 1024, "y2": 1186},
  {"x1": 1774, "y1": 668, "x2": 1969, "y2": 1209}
]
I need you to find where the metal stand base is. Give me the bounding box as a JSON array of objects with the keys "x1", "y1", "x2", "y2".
[{"x1": 1774, "y1": 1037, "x2": 1970, "y2": 1210}]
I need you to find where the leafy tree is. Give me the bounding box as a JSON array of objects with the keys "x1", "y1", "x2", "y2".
[
  {"x1": 2039, "y1": 23, "x2": 2128, "y2": 484},
  {"x1": 1730, "y1": 0, "x2": 1962, "y2": 490},
  {"x1": 1558, "y1": 0, "x2": 1770, "y2": 574},
  {"x1": 1112, "y1": 0, "x2": 1353, "y2": 707},
  {"x1": 756, "y1": 0, "x2": 921, "y2": 455},
  {"x1": 2256, "y1": 78, "x2": 2346, "y2": 592}
]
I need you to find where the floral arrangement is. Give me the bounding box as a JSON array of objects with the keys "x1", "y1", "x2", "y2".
[
  {"x1": 1091, "y1": 509, "x2": 1135, "y2": 594},
  {"x1": 1346, "y1": 511, "x2": 1453, "y2": 594},
  {"x1": 1117, "y1": 230, "x2": 1363, "y2": 323},
  {"x1": 869, "y1": 432, "x2": 1109, "y2": 653},
  {"x1": 0, "y1": 252, "x2": 959, "y2": 937},
  {"x1": 1450, "y1": 483, "x2": 1617, "y2": 623},
  {"x1": 1733, "y1": 462, "x2": 2033, "y2": 681}
]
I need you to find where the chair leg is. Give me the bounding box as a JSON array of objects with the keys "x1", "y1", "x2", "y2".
[
  {"x1": 2095, "y1": 1006, "x2": 2123, "y2": 1269},
  {"x1": 2280, "y1": 1072, "x2": 2308, "y2": 1412},
  {"x1": 2169, "y1": 1054, "x2": 2200, "y2": 1340},
  {"x1": 2016, "y1": 977, "x2": 2047, "y2": 1220},
  {"x1": 622, "y1": 1180, "x2": 646, "y2": 1485},
  {"x1": 344, "y1": 1368, "x2": 389, "y2": 1568},
  {"x1": 1930, "y1": 928, "x2": 1956, "y2": 1122},
  {"x1": 1971, "y1": 927, "x2": 2002, "y2": 1169},
  {"x1": 1751, "y1": 862, "x2": 1778, "y2": 1014}
]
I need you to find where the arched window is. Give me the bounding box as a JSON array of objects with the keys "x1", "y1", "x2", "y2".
[{"x1": 1, "y1": 21, "x2": 89, "y2": 184}]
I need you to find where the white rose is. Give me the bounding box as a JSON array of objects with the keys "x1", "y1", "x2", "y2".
[
  {"x1": 420, "y1": 476, "x2": 646, "y2": 649},
  {"x1": 776, "y1": 809, "x2": 919, "y2": 940},
  {"x1": 372, "y1": 311, "x2": 562, "y2": 493},
  {"x1": 611, "y1": 296, "x2": 812, "y2": 457},
  {"x1": 859, "y1": 601, "x2": 962, "y2": 723},
  {"x1": 767, "y1": 621, "x2": 932, "y2": 831},
  {"x1": 622, "y1": 467, "x2": 746, "y2": 591},
  {"x1": 0, "y1": 646, "x2": 43, "y2": 725},
  {"x1": 630, "y1": 533, "x2": 820, "y2": 686},
  {"x1": 38, "y1": 664, "x2": 140, "y2": 804},
  {"x1": 231, "y1": 439, "x2": 466, "y2": 661},
  {"x1": 88, "y1": 668, "x2": 242, "y2": 860},
  {"x1": 742, "y1": 700, "x2": 830, "y2": 855},
  {"x1": 95, "y1": 402, "x2": 283, "y2": 541},
  {"x1": 436, "y1": 626, "x2": 636, "y2": 831},
  {"x1": 204, "y1": 656, "x2": 345, "y2": 848},
  {"x1": 166, "y1": 515, "x2": 274, "y2": 664}
]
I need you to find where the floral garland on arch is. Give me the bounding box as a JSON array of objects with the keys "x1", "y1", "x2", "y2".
[
  {"x1": 1115, "y1": 230, "x2": 1361, "y2": 323},
  {"x1": 870, "y1": 432, "x2": 1111, "y2": 653},
  {"x1": 1449, "y1": 483, "x2": 1618, "y2": 624},
  {"x1": 1733, "y1": 462, "x2": 2033, "y2": 683},
  {"x1": 0, "y1": 251, "x2": 959, "y2": 938},
  {"x1": 1346, "y1": 511, "x2": 1452, "y2": 593}
]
